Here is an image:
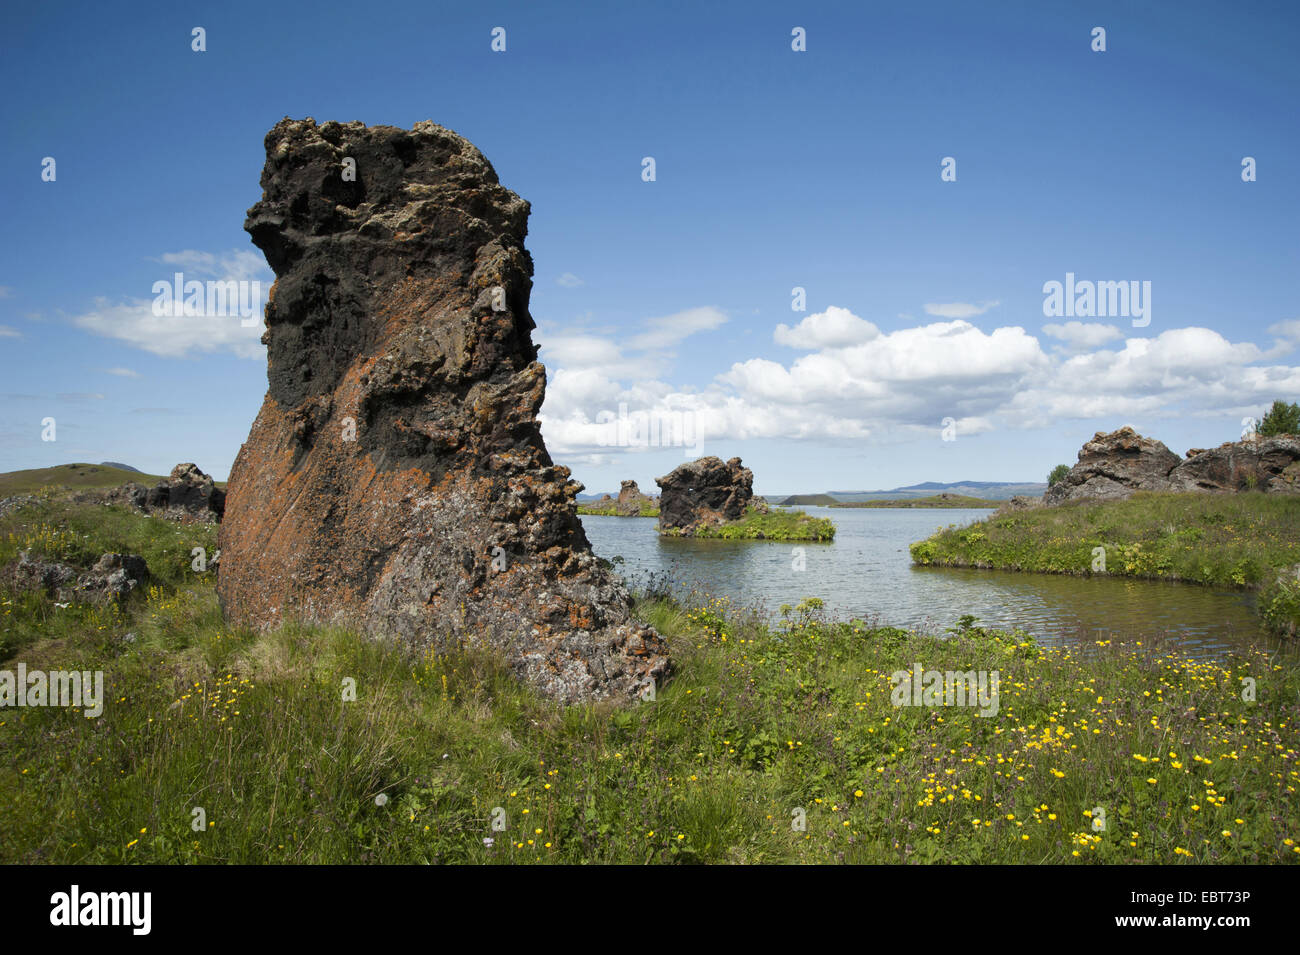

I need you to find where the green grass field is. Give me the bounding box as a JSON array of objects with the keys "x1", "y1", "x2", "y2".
[{"x1": 1, "y1": 495, "x2": 1296, "y2": 864}]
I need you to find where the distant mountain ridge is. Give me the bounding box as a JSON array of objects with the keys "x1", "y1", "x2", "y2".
[{"x1": 778, "y1": 480, "x2": 1046, "y2": 504}]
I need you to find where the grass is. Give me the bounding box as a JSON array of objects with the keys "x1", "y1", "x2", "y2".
[
  {"x1": 577, "y1": 503, "x2": 659, "y2": 517},
  {"x1": 832, "y1": 495, "x2": 1001, "y2": 509},
  {"x1": 662, "y1": 505, "x2": 836, "y2": 541},
  {"x1": 909, "y1": 491, "x2": 1300, "y2": 638},
  {"x1": 2, "y1": 495, "x2": 1298, "y2": 864}
]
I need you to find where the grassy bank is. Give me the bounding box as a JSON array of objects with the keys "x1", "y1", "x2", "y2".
[
  {"x1": 2, "y1": 496, "x2": 1297, "y2": 864},
  {"x1": 577, "y1": 503, "x2": 659, "y2": 517},
  {"x1": 909, "y1": 491, "x2": 1300, "y2": 637},
  {"x1": 662, "y1": 505, "x2": 836, "y2": 541}
]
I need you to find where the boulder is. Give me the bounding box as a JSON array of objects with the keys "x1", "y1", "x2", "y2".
[
  {"x1": 1045, "y1": 427, "x2": 1300, "y2": 505},
  {"x1": 1171, "y1": 437, "x2": 1300, "y2": 494},
  {"x1": 217, "y1": 118, "x2": 668, "y2": 703},
  {"x1": 106, "y1": 463, "x2": 225, "y2": 522},
  {"x1": 656, "y1": 456, "x2": 753, "y2": 532},
  {"x1": 1044, "y1": 427, "x2": 1181, "y2": 504}
]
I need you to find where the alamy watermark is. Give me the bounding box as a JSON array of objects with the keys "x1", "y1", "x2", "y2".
[
  {"x1": 1042, "y1": 272, "x2": 1150, "y2": 327},
  {"x1": 1, "y1": 664, "x2": 104, "y2": 717},
  {"x1": 595, "y1": 402, "x2": 703, "y2": 457},
  {"x1": 890, "y1": 663, "x2": 1000, "y2": 717},
  {"x1": 152, "y1": 272, "x2": 261, "y2": 326}
]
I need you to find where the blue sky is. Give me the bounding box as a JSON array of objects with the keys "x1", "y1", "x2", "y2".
[{"x1": 2, "y1": 0, "x2": 1298, "y2": 495}]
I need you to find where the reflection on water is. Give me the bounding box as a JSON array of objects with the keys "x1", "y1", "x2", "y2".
[{"x1": 580, "y1": 506, "x2": 1280, "y2": 656}]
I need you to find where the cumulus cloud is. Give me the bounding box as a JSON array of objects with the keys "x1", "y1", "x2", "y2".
[
  {"x1": 923, "y1": 300, "x2": 1000, "y2": 319},
  {"x1": 555, "y1": 272, "x2": 585, "y2": 288},
  {"x1": 774, "y1": 306, "x2": 879, "y2": 349},
  {"x1": 0, "y1": 325, "x2": 21, "y2": 338},
  {"x1": 538, "y1": 300, "x2": 1300, "y2": 458}
]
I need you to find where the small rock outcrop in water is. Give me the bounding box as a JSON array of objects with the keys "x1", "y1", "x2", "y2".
[
  {"x1": 656, "y1": 456, "x2": 754, "y2": 533},
  {"x1": 106, "y1": 463, "x2": 225, "y2": 522},
  {"x1": 217, "y1": 118, "x2": 668, "y2": 703},
  {"x1": 1045, "y1": 427, "x2": 1300, "y2": 504},
  {"x1": 616, "y1": 480, "x2": 656, "y2": 515}
]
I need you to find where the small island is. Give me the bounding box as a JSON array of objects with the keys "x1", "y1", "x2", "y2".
[
  {"x1": 655, "y1": 456, "x2": 835, "y2": 541},
  {"x1": 576, "y1": 480, "x2": 659, "y2": 517}
]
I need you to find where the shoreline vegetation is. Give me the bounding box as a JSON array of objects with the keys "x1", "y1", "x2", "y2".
[
  {"x1": 909, "y1": 491, "x2": 1300, "y2": 638},
  {"x1": 0, "y1": 490, "x2": 1296, "y2": 863},
  {"x1": 660, "y1": 505, "x2": 836, "y2": 541},
  {"x1": 577, "y1": 502, "x2": 659, "y2": 517}
]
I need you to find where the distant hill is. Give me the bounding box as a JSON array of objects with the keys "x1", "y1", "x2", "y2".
[
  {"x1": 0, "y1": 463, "x2": 166, "y2": 496},
  {"x1": 775, "y1": 493, "x2": 839, "y2": 506},
  {"x1": 830, "y1": 493, "x2": 1001, "y2": 508},
  {"x1": 100, "y1": 461, "x2": 142, "y2": 473},
  {"x1": 828, "y1": 481, "x2": 1045, "y2": 502},
  {"x1": 775, "y1": 481, "x2": 1046, "y2": 504}
]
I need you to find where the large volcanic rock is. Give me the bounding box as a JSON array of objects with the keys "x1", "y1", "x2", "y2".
[
  {"x1": 217, "y1": 118, "x2": 668, "y2": 703},
  {"x1": 616, "y1": 480, "x2": 655, "y2": 516},
  {"x1": 1044, "y1": 427, "x2": 1181, "y2": 504},
  {"x1": 656, "y1": 456, "x2": 753, "y2": 532},
  {"x1": 1172, "y1": 437, "x2": 1300, "y2": 494}
]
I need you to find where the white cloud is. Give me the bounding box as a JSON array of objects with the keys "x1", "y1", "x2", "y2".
[
  {"x1": 0, "y1": 286, "x2": 12, "y2": 299},
  {"x1": 774, "y1": 306, "x2": 879, "y2": 349},
  {"x1": 556, "y1": 272, "x2": 585, "y2": 288},
  {"x1": 106, "y1": 367, "x2": 141, "y2": 378},
  {"x1": 72, "y1": 250, "x2": 269, "y2": 359},
  {"x1": 1042, "y1": 321, "x2": 1124, "y2": 349},
  {"x1": 538, "y1": 300, "x2": 1300, "y2": 459},
  {"x1": 923, "y1": 300, "x2": 1000, "y2": 319},
  {"x1": 627, "y1": 306, "x2": 727, "y2": 350},
  {"x1": 0, "y1": 325, "x2": 21, "y2": 338},
  {"x1": 156, "y1": 249, "x2": 266, "y2": 281}
]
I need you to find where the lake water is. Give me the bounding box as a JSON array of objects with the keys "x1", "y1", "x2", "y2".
[{"x1": 580, "y1": 506, "x2": 1275, "y2": 655}]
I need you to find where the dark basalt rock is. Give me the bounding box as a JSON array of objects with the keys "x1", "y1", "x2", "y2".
[
  {"x1": 1045, "y1": 427, "x2": 1300, "y2": 504},
  {"x1": 1172, "y1": 437, "x2": 1300, "y2": 494},
  {"x1": 217, "y1": 118, "x2": 668, "y2": 703},
  {"x1": 105, "y1": 463, "x2": 225, "y2": 522},
  {"x1": 1044, "y1": 427, "x2": 1181, "y2": 505},
  {"x1": 656, "y1": 456, "x2": 754, "y2": 532}
]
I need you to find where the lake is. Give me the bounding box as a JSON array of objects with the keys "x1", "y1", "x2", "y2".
[{"x1": 580, "y1": 505, "x2": 1274, "y2": 654}]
